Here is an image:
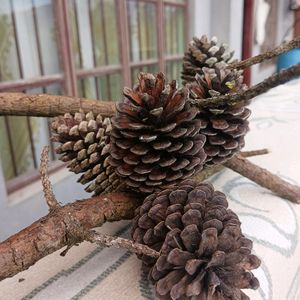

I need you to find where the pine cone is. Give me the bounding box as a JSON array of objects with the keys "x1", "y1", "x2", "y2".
[
  {"x1": 109, "y1": 72, "x2": 207, "y2": 194},
  {"x1": 132, "y1": 180, "x2": 260, "y2": 300},
  {"x1": 51, "y1": 111, "x2": 120, "y2": 195},
  {"x1": 189, "y1": 67, "x2": 250, "y2": 165},
  {"x1": 182, "y1": 35, "x2": 235, "y2": 84}
]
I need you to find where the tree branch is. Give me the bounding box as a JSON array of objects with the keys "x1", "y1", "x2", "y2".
[
  {"x1": 0, "y1": 92, "x2": 116, "y2": 117},
  {"x1": 0, "y1": 193, "x2": 141, "y2": 281},
  {"x1": 192, "y1": 149, "x2": 270, "y2": 182},
  {"x1": 40, "y1": 146, "x2": 60, "y2": 211},
  {"x1": 224, "y1": 155, "x2": 300, "y2": 204},
  {"x1": 190, "y1": 62, "x2": 300, "y2": 109},
  {"x1": 1, "y1": 60, "x2": 300, "y2": 119},
  {"x1": 229, "y1": 36, "x2": 300, "y2": 70},
  {"x1": 0, "y1": 148, "x2": 298, "y2": 282},
  {"x1": 87, "y1": 231, "x2": 159, "y2": 258}
]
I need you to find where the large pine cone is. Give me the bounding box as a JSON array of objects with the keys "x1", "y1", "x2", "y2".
[
  {"x1": 109, "y1": 72, "x2": 207, "y2": 194},
  {"x1": 51, "y1": 112, "x2": 120, "y2": 195},
  {"x1": 182, "y1": 35, "x2": 235, "y2": 84},
  {"x1": 189, "y1": 67, "x2": 250, "y2": 165},
  {"x1": 132, "y1": 180, "x2": 260, "y2": 300}
]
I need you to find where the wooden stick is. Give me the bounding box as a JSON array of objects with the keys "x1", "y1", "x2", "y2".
[
  {"x1": 190, "y1": 62, "x2": 300, "y2": 109},
  {"x1": 1, "y1": 61, "x2": 300, "y2": 119},
  {"x1": 0, "y1": 92, "x2": 116, "y2": 117},
  {"x1": 240, "y1": 149, "x2": 270, "y2": 157},
  {"x1": 39, "y1": 146, "x2": 60, "y2": 211},
  {"x1": 229, "y1": 36, "x2": 300, "y2": 70},
  {"x1": 0, "y1": 193, "x2": 141, "y2": 281},
  {"x1": 224, "y1": 155, "x2": 300, "y2": 204},
  {"x1": 87, "y1": 231, "x2": 159, "y2": 258},
  {"x1": 192, "y1": 149, "x2": 270, "y2": 182}
]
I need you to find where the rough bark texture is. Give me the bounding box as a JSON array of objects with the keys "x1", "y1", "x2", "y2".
[
  {"x1": 190, "y1": 62, "x2": 300, "y2": 109},
  {"x1": 225, "y1": 156, "x2": 300, "y2": 204},
  {"x1": 0, "y1": 193, "x2": 140, "y2": 281},
  {"x1": 0, "y1": 92, "x2": 116, "y2": 117},
  {"x1": 192, "y1": 149, "x2": 270, "y2": 182},
  {"x1": 40, "y1": 146, "x2": 60, "y2": 211},
  {"x1": 229, "y1": 36, "x2": 300, "y2": 69},
  {"x1": 1, "y1": 62, "x2": 300, "y2": 119},
  {"x1": 88, "y1": 231, "x2": 159, "y2": 258}
]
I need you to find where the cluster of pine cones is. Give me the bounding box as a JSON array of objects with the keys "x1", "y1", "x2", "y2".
[{"x1": 51, "y1": 35, "x2": 260, "y2": 299}]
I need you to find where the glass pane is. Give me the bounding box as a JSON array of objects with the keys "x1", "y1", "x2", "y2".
[
  {"x1": 6, "y1": 115, "x2": 35, "y2": 177},
  {"x1": 69, "y1": 0, "x2": 119, "y2": 69},
  {"x1": 0, "y1": 117, "x2": 15, "y2": 180},
  {"x1": 131, "y1": 64, "x2": 158, "y2": 86},
  {"x1": 98, "y1": 73, "x2": 122, "y2": 100},
  {"x1": 166, "y1": 60, "x2": 182, "y2": 86},
  {"x1": 0, "y1": 0, "x2": 60, "y2": 82},
  {"x1": 165, "y1": 0, "x2": 185, "y2": 3},
  {"x1": 164, "y1": 6, "x2": 184, "y2": 55},
  {"x1": 127, "y1": 0, "x2": 158, "y2": 62},
  {"x1": 0, "y1": 84, "x2": 62, "y2": 181},
  {"x1": 77, "y1": 73, "x2": 122, "y2": 101}
]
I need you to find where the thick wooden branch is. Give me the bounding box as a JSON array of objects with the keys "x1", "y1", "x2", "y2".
[
  {"x1": 190, "y1": 62, "x2": 300, "y2": 109},
  {"x1": 0, "y1": 193, "x2": 141, "y2": 281},
  {"x1": 1, "y1": 61, "x2": 300, "y2": 119},
  {"x1": 0, "y1": 92, "x2": 116, "y2": 117},
  {"x1": 0, "y1": 149, "x2": 299, "y2": 282},
  {"x1": 225, "y1": 156, "x2": 300, "y2": 204},
  {"x1": 230, "y1": 36, "x2": 300, "y2": 70},
  {"x1": 192, "y1": 149, "x2": 270, "y2": 182}
]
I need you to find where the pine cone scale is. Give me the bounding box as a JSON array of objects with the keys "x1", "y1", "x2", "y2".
[
  {"x1": 132, "y1": 180, "x2": 261, "y2": 299},
  {"x1": 110, "y1": 73, "x2": 207, "y2": 193}
]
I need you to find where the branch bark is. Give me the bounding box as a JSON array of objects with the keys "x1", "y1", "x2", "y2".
[
  {"x1": 0, "y1": 92, "x2": 116, "y2": 117},
  {"x1": 0, "y1": 193, "x2": 141, "y2": 281},
  {"x1": 87, "y1": 231, "x2": 159, "y2": 258},
  {"x1": 190, "y1": 62, "x2": 300, "y2": 109},
  {"x1": 225, "y1": 155, "x2": 300, "y2": 204},
  {"x1": 1, "y1": 61, "x2": 300, "y2": 119},
  {"x1": 229, "y1": 36, "x2": 300, "y2": 70},
  {"x1": 1, "y1": 149, "x2": 299, "y2": 282},
  {"x1": 192, "y1": 149, "x2": 270, "y2": 182},
  {"x1": 40, "y1": 146, "x2": 60, "y2": 211}
]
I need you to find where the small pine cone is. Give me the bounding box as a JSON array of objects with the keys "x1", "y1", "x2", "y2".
[
  {"x1": 189, "y1": 67, "x2": 250, "y2": 165},
  {"x1": 51, "y1": 111, "x2": 120, "y2": 195},
  {"x1": 182, "y1": 35, "x2": 235, "y2": 84},
  {"x1": 132, "y1": 180, "x2": 261, "y2": 300},
  {"x1": 109, "y1": 72, "x2": 207, "y2": 194}
]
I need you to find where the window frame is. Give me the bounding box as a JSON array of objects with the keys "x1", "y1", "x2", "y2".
[{"x1": 0, "y1": 0, "x2": 189, "y2": 194}]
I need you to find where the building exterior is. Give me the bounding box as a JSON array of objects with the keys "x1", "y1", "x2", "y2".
[{"x1": 0, "y1": 0, "x2": 295, "y2": 240}]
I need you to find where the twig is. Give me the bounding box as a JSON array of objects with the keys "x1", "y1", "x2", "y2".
[
  {"x1": 0, "y1": 193, "x2": 141, "y2": 281},
  {"x1": 240, "y1": 149, "x2": 270, "y2": 157},
  {"x1": 87, "y1": 231, "x2": 159, "y2": 258},
  {"x1": 40, "y1": 146, "x2": 60, "y2": 211},
  {"x1": 1, "y1": 62, "x2": 300, "y2": 119},
  {"x1": 224, "y1": 155, "x2": 300, "y2": 204},
  {"x1": 189, "y1": 62, "x2": 300, "y2": 109},
  {"x1": 0, "y1": 92, "x2": 116, "y2": 117},
  {"x1": 229, "y1": 36, "x2": 300, "y2": 69},
  {"x1": 192, "y1": 148, "x2": 270, "y2": 182}
]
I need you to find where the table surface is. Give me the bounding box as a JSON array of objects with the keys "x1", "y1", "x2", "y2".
[{"x1": 1, "y1": 80, "x2": 300, "y2": 300}]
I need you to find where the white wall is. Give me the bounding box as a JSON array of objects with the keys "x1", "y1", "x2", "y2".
[
  {"x1": 190, "y1": 0, "x2": 294, "y2": 85},
  {"x1": 190, "y1": 0, "x2": 244, "y2": 60},
  {"x1": 251, "y1": 0, "x2": 294, "y2": 85}
]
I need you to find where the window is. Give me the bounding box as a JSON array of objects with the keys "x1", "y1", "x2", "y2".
[{"x1": 0, "y1": 0, "x2": 189, "y2": 192}]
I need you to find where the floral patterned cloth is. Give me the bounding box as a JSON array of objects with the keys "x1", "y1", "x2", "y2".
[{"x1": 0, "y1": 80, "x2": 300, "y2": 300}]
